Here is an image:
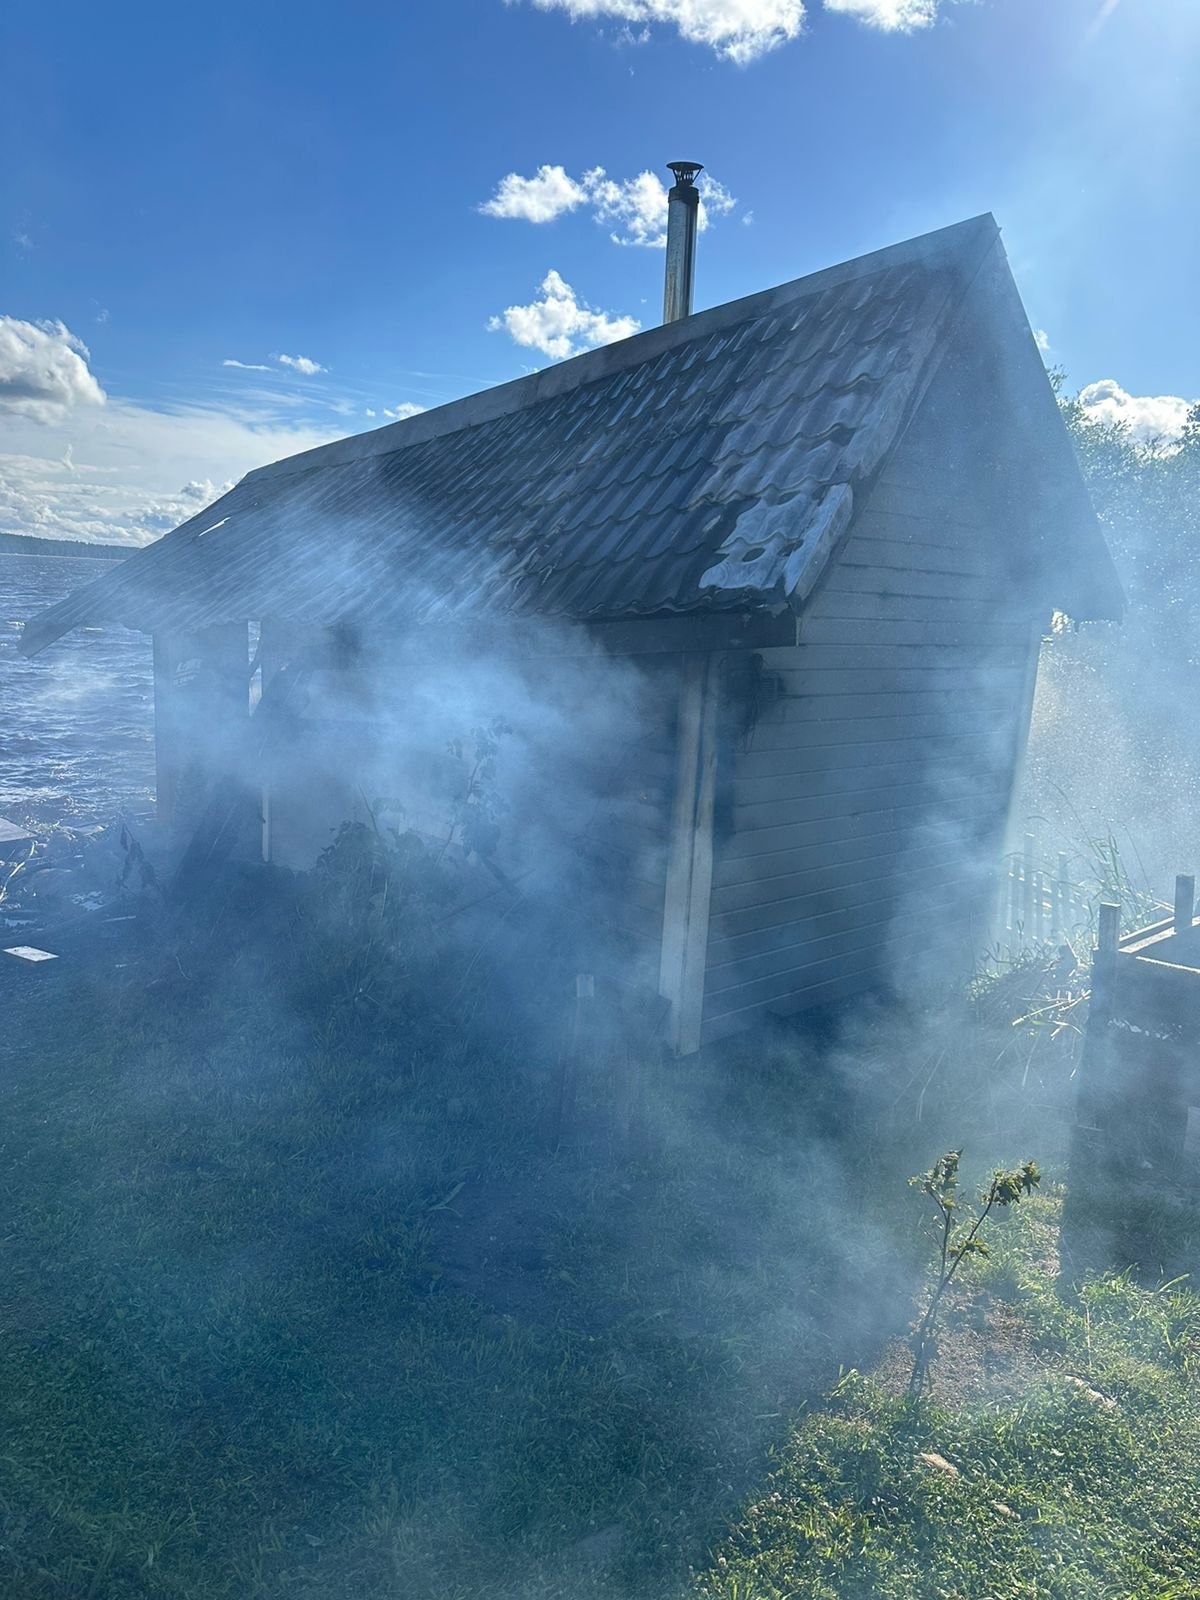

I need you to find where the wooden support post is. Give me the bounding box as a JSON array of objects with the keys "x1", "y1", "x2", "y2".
[
  {"x1": 1174, "y1": 874, "x2": 1195, "y2": 935},
  {"x1": 1021, "y1": 833, "x2": 1035, "y2": 935},
  {"x1": 996, "y1": 617, "x2": 1046, "y2": 913},
  {"x1": 659, "y1": 654, "x2": 720, "y2": 1057}
]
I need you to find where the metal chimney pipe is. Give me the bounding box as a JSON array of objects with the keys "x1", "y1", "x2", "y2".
[{"x1": 663, "y1": 162, "x2": 703, "y2": 324}]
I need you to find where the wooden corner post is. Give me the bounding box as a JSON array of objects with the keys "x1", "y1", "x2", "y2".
[
  {"x1": 151, "y1": 623, "x2": 249, "y2": 836},
  {"x1": 659, "y1": 653, "x2": 720, "y2": 1056}
]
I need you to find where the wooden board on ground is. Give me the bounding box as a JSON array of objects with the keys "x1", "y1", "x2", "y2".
[{"x1": 0, "y1": 819, "x2": 33, "y2": 860}]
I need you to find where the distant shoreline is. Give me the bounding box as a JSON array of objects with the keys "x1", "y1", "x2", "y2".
[{"x1": 0, "y1": 533, "x2": 134, "y2": 561}]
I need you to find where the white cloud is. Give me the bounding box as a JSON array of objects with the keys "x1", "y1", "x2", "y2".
[
  {"x1": 276, "y1": 352, "x2": 326, "y2": 375},
  {"x1": 591, "y1": 167, "x2": 736, "y2": 246},
  {"x1": 0, "y1": 462, "x2": 232, "y2": 547},
  {"x1": 520, "y1": 0, "x2": 806, "y2": 61},
  {"x1": 383, "y1": 402, "x2": 427, "y2": 421},
  {"x1": 1034, "y1": 328, "x2": 1051, "y2": 353},
  {"x1": 822, "y1": 0, "x2": 938, "y2": 27},
  {"x1": 480, "y1": 164, "x2": 737, "y2": 247},
  {"x1": 487, "y1": 270, "x2": 640, "y2": 360},
  {"x1": 1078, "y1": 378, "x2": 1194, "y2": 447},
  {"x1": 695, "y1": 174, "x2": 738, "y2": 226},
  {"x1": 0, "y1": 393, "x2": 342, "y2": 547},
  {"x1": 124, "y1": 478, "x2": 235, "y2": 538},
  {"x1": 480, "y1": 164, "x2": 588, "y2": 222},
  {"x1": 224, "y1": 352, "x2": 329, "y2": 378},
  {"x1": 586, "y1": 168, "x2": 670, "y2": 247},
  {"x1": 0, "y1": 317, "x2": 106, "y2": 423}
]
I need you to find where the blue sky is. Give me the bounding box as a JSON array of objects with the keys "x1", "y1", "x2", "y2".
[{"x1": 1, "y1": 0, "x2": 1197, "y2": 544}]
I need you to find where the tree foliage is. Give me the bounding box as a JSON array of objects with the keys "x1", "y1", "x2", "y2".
[
  {"x1": 1058, "y1": 378, "x2": 1200, "y2": 660},
  {"x1": 1022, "y1": 381, "x2": 1200, "y2": 882}
]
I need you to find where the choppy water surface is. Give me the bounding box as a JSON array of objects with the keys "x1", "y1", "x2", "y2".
[{"x1": 0, "y1": 554, "x2": 154, "y2": 828}]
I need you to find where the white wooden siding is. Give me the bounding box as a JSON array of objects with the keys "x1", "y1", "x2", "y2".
[{"x1": 702, "y1": 344, "x2": 1043, "y2": 1041}]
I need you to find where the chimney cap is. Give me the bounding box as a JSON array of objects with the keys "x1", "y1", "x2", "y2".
[{"x1": 667, "y1": 161, "x2": 703, "y2": 189}]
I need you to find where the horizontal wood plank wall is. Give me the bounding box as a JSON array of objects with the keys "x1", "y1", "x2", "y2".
[{"x1": 701, "y1": 341, "x2": 1042, "y2": 1042}]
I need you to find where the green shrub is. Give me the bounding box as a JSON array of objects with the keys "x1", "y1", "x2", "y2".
[{"x1": 291, "y1": 816, "x2": 461, "y2": 1037}]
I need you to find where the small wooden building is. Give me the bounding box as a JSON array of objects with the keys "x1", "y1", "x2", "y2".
[{"x1": 23, "y1": 215, "x2": 1122, "y2": 1052}]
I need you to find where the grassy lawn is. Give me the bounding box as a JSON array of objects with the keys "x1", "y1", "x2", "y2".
[
  {"x1": 3, "y1": 891, "x2": 1197, "y2": 1599},
  {"x1": 0, "y1": 917, "x2": 926, "y2": 1600},
  {"x1": 695, "y1": 1195, "x2": 1200, "y2": 1600}
]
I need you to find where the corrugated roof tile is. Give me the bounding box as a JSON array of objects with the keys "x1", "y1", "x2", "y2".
[{"x1": 30, "y1": 215, "x2": 1111, "y2": 649}]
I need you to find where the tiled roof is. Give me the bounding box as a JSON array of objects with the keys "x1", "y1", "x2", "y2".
[{"x1": 20, "y1": 215, "x2": 1116, "y2": 654}]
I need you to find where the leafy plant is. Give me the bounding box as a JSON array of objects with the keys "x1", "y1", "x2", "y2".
[
  {"x1": 441, "y1": 716, "x2": 513, "y2": 863},
  {"x1": 293, "y1": 808, "x2": 460, "y2": 1035},
  {"x1": 908, "y1": 1150, "x2": 1041, "y2": 1396}
]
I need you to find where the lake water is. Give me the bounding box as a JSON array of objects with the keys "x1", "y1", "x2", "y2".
[{"x1": 0, "y1": 555, "x2": 155, "y2": 829}]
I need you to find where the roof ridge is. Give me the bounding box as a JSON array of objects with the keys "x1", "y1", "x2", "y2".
[
  {"x1": 18, "y1": 214, "x2": 1033, "y2": 658},
  {"x1": 248, "y1": 214, "x2": 999, "y2": 488}
]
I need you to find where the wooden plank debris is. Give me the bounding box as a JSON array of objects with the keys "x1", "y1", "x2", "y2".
[
  {"x1": 0, "y1": 819, "x2": 34, "y2": 861},
  {"x1": 3, "y1": 946, "x2": 58, "y2": 963}
]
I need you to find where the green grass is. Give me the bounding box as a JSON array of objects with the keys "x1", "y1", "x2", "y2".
[
  {"x1": 4, "y1": 901, "x2": 1195, "y2": 1600},
  {"x1": 694, "y1": 1195, "x2": 1200, "y2": 1600},
  {"x1": 0, "y1": 950, "x2": 927, "y2": 1600}
]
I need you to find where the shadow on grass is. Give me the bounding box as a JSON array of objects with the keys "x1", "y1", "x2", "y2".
[{"x1": 0, "y1": 887, "x2": 1075, "y2": 1600}]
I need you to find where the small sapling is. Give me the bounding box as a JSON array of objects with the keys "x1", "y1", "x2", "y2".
[{"x1": 908, "y1": 1150, "x2": 1041, "y2": 1396}]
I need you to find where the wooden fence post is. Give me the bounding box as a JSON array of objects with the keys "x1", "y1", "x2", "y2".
[
  {"x1": 1054, "y1": 854, "x2": 1070, "y2": 939},
  {"x1": 1095, "y1": 902, "x2": 1120, "y2": 996},
  {"x1": 1174, "y1": 874, "x2": 1195, "y2": 935},
  {"x1": 1022, "y1": 833, "x2": 1035, "y2": 933},
  {"x1": 1077, "y1": 901, "x2": 1121, "y2": 1139}
]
